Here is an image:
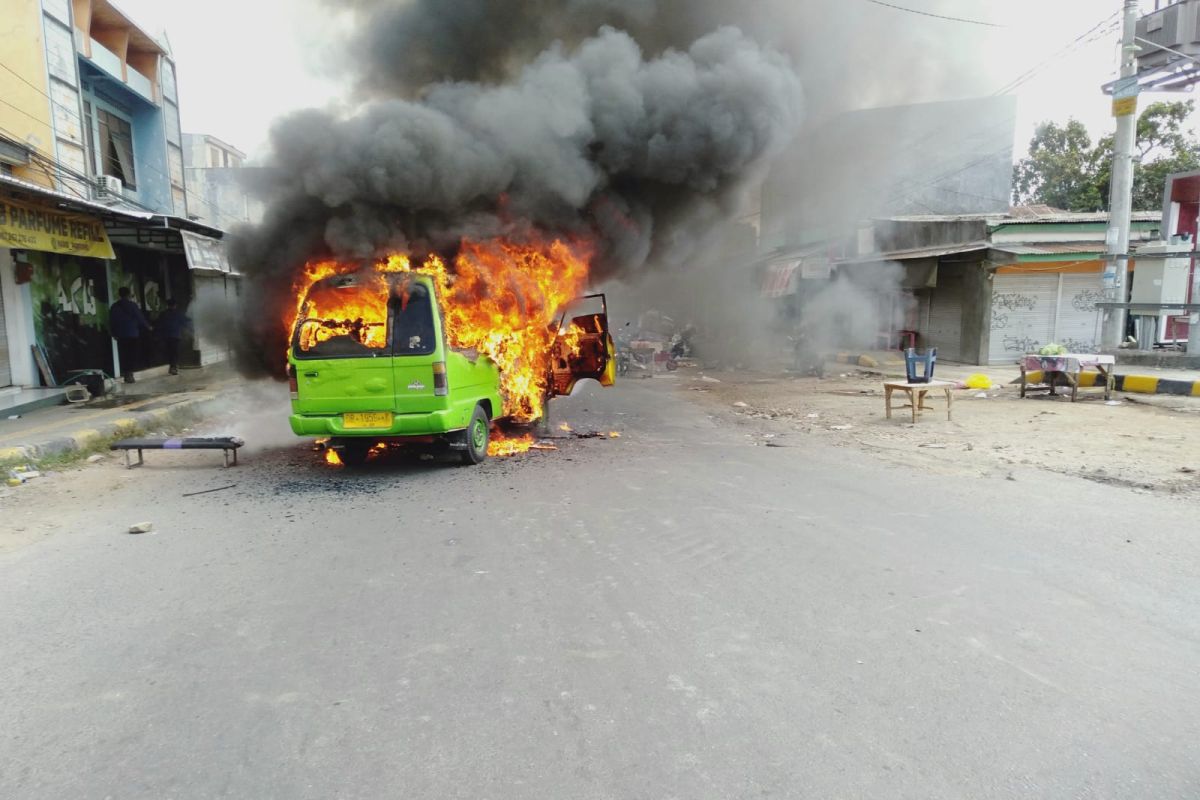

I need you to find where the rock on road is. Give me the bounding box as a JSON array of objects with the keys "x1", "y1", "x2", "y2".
[{"x1": 1, "y1": 378, "x2": 1197, "y2": 799}]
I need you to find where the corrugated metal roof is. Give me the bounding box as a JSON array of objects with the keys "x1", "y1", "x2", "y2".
[
  {"x1": 991, "y1": 242, "x2": 1107, "y2": 256},
  {"x1": 0, "y1": 172, "x2": 224, "y2": 238},
  {"x1": 879, "y1": 209, "x2": 1159, "y2": 225},
  {"x1": 836, "y1": 241, "x2": 990, "y2": 265},
  {"x1": 0, "y1": 172, "x2": 155, "y2": 219}
]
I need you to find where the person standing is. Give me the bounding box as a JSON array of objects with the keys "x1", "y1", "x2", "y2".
[
  {"x1": 156, "y1": 298, "x2": 191, "y2": 375},
  {"x1": 109, "y1": 286, "x2": 151, "y2": 383}
]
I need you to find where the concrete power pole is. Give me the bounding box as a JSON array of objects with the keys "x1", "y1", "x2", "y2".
[{"x1": 1101, "y1": 0, "x2": 1143, "y2": 349}]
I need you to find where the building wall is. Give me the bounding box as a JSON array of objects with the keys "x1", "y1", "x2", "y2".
[
  {"x1": 184, "y1": 167, "x2": 262, "y2": 228},
  {"x1": 41, "y1": 0, "x2": 88, "y2": 189},
  {"x1": 129, "y1": 102, "x2": 171, "y2": 212},
  {"x1": 0, "y1": 0, "x2": 54, "y2": 187},
  {"x1": 0, "y1": 248, "x2": 41, "y2": 386},
  {"x1": 960, "y1": 260, "x2": 992, "y2": 365},
  {"x1": 761, "y1": 96, "x2": 1016, "y2": 251}
]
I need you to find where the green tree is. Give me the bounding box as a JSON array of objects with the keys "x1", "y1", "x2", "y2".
[{"x1": 1012, "y1": 101, "x2": 1200, "y2": 212}]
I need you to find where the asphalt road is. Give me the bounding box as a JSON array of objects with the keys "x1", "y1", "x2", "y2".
[{"x1": 1, "y1": 378, "x2": 1198, "y2": 799}]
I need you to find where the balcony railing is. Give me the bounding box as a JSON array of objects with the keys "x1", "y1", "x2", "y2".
[
  {"x1": 75, "y1": 34, "x2": 158, "y2": 103},
  {"x1": 126, "y1": 67, "x2": 154, "y2": 101}
]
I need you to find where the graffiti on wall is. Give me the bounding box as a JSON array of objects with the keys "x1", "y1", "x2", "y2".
[
  {"x1": 1003, "y1": 335, "x2": 1041, "y2": 353},
  {"x1": 1071, "y1": 289, "x2": 1105, "y2": 312},
  {"x1": 992, "y1": 293, "x2": 1037, "y2": 313},
  {"x1": 30, "y1": 252, "x2": 114, "y2": 379},
  {"x1": 991, "y1": 293, "x2": 1042, "y2": 352}
]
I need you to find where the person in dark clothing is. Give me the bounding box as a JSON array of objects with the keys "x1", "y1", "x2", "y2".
[
  {"x1": 109, "y1": 286, "x2": 151, "y2": 383},
  {"x1": 156, "y1": 298, "x2": 191, "y2": 375}
]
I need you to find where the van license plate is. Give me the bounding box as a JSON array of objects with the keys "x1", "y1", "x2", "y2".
[{"x1": 343, "y1": 412, "x2": 393, "y2": 429}]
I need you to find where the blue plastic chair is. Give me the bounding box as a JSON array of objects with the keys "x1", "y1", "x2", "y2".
[{"x1": 904, "y1": 347, "x2": 937, "y2": 384}]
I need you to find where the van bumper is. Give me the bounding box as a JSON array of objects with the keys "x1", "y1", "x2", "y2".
[{"x1": 289, "y1": 410, "x2": 465, "y2": 437}]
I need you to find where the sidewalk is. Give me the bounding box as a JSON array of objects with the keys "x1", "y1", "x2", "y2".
[
  {"x1": 0, "y1": 364, "x2": 239, "y2": 465},
  {"x1": 830, "y1": 350, "x2": 1200, "y2": 396}
]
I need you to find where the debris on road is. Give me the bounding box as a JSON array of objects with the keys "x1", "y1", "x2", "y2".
[
  {"x1": 733, "y1": 401, "x2": 749, "y2": 408},
  {"x1": 86, "y1": 454, "x2": 107, "y2": 464},
  {"x1": 530, "y1": 441, "x2": 559, "y2": 451},
  {"x1": 182, "y1": 484, "x2": 237, "y2": 498},
  {"x1": 7, "y1": 466, "x2": 41, "y2": 485},
  {"x1": 700, "y1": 376, "x2": 722, "y2": 383},
  {"x1": 128, "y1": 522, "x2": 154, "y2": 534},
  {"x1": 830, "y1": 425, "x2": 853, "y2": 431}
]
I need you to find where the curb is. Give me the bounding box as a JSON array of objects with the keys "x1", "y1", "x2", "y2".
[
  {"x1": 1018, "y1": 371, "x2": 1200, "y2": 397},
  {"x1": 0, "y1": 393, "x2": 222, "y2": 465}
]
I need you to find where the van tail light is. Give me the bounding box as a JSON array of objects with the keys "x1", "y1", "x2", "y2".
[
  {"x1": 287, "y1": 363, "x2": 299, "y2": 399},
  {"x1": 432, "y1": 361, "x2": 448, "y2": 396}
]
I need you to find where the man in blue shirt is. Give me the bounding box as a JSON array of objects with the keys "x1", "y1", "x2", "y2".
[
  {"x1": 156, "y1": 298, "x2": 191, "y2": 375},
  {"x1": 109, "y1": 286, "x2": 151, "y2": 383}
]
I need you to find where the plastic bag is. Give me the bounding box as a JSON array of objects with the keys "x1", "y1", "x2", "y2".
[{"x1": 965, "y1": 374, "x2": 993, "y2": 390}]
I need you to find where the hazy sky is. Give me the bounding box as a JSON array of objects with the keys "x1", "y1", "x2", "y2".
[{"x1": 113, "y1": 0, "x2": 1190, "y2": 160}]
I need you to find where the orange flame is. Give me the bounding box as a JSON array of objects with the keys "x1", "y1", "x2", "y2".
[
  {"x1": 608, "y1": 431, "x2": 621, "y2": 438},
  {"x1": 286, "y1": 237, "x2": 590, "y2": 422},
  {"x1": 325, "y1": 449, "x2": 343, "y2": 467},
  {"x1": 488, "y1": 433, "x2": 534, "y2": 457}
]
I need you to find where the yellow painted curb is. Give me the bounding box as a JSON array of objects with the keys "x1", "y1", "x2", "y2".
[
  {"x1": 0, "y1": 446, "x2": 32, "y2": 462},
  {"x1": 1122, "y1": 375, "x2": 1159, "y2": 394},
  {"x1": 1192, "y1": 382, "x2": 1200, "y2": 398}
]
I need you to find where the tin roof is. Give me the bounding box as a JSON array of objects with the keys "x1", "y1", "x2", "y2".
[
  {"x1": 836, "y1": 241, "x2": 991, "y2": 265},
  {"x1": 0, "y1": 172, "x2": 223, "y2": 239},
  {"x1": 990, "y1": 242, "x2": 1108, "y2": 256}
]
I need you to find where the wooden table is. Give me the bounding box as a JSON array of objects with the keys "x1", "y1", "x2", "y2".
[
  {"x1": 1019, "y1": 354, "x2": 1115, "y2": 402},
  {"x1": 884, "y1": 379, "x2": 954, "y2": 423}
]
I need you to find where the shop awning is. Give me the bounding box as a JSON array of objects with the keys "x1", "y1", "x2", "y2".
[
  {"x1": 761, "y1": 260, "x2": 799, "y2": 297},
  {"x1": 181, "y1": 230, "x2": 234, "y2": 275}
]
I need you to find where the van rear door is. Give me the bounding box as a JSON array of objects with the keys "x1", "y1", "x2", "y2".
[
  {"x1": 549, "y1": 293, "x2": 615, "y2": 398},
  {"x1": 291, "y1": 274, "x2": 395, "y2": 414},
  {"x1": 388, "y1": 277, "x2": 444, "y2": 414}
]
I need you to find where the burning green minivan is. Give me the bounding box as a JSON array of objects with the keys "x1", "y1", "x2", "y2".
[{"x1": 287, "y1": 271, "x2": 614, "y2": 466}]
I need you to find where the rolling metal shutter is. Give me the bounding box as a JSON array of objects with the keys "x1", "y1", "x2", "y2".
[
  {"x1": 1056, "y1": 274, "x2": 1105, "y2": 353},
  {"x1": 989, "y1": 273, "x2": 1058, "y2": 364},
  {"x1": 922, "y1": 273, "x2": 964, "y2": 361},
  {"x1": 0, "y1": 286, "x2": 11, "y2": 387}
]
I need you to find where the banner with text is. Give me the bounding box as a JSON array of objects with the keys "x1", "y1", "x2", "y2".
[{"x1": 0, "y1": 195, "x2": 114, "y2": 259}]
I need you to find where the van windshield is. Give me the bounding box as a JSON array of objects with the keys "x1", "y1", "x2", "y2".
[{"x1": 293, "y1": 279, "x2": 389, "y2": 358}]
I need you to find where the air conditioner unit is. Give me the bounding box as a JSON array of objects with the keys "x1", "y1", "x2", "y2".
[{"x1": 95, "y1": 175, "x2": 123, "y2": 198}]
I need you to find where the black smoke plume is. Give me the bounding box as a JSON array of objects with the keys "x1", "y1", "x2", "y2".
[{"x1": 228, "y1": 1, "x2": 804, "y2": 375}]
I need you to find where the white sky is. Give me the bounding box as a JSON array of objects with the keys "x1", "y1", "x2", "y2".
[{"x1": 113, "y1": 0, "x2": 1196, "y2": 161}]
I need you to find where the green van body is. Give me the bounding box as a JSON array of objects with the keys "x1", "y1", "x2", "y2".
[{"x1": 287, "y1": 274, "x2": 505, "y2": 441}]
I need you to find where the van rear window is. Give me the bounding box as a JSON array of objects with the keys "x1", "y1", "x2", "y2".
[{"x1": 293, "y1": 281, "x2": 388, "y2": 358}]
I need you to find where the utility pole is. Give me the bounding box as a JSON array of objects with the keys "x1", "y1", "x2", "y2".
[{"x1": 1101, "y1": 0, "x2": 1143, "y2": 349}]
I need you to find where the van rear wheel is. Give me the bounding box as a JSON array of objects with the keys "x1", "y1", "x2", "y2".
[{"x1": 461, "y1": 404, "x2": 490, "y2": 465}]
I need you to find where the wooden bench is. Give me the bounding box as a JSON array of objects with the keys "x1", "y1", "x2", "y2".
[
  {"x1": 884, "y1": 379, "x2": 954, "y2": 424},
  {"x1": 110, "y1": 436, "x2": 244, "y2": 468}
]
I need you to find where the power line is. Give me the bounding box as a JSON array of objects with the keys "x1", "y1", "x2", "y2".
[
  {"x1": 863, "y1": 0, "x2": 1004, "y2": 28},
  {"x1": 994, "y1": 11, "x2": 1122, "y2": 96}
]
